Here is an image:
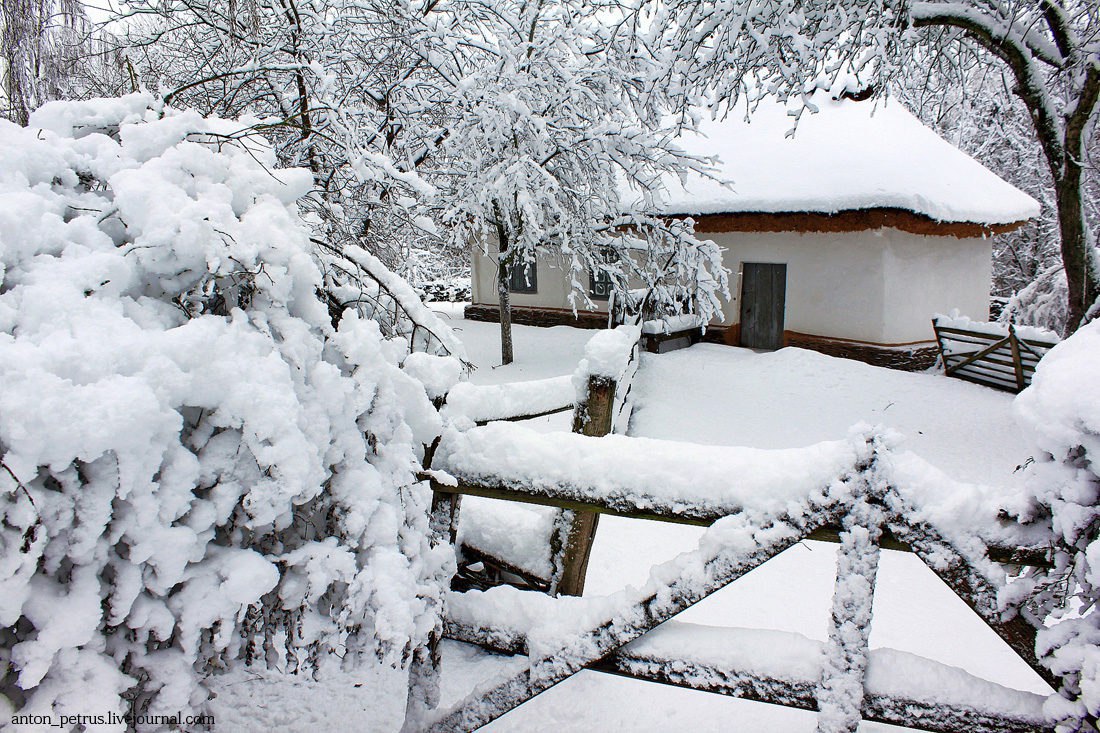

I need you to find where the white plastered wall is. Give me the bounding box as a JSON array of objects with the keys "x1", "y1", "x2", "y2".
[
  {"x1": 881, "y1": 233, "x2": 992, "y2": 342},
  {"x1": 712, "y1": 228, "x2": 993, "y2": 344},
  {"x1": 471, "y1": 239, "x2": 611, "y2": 313},
  {"x1": 471, "y1": 227, "x2": 993, "y2": 345},
  {"x1": 709, "y1": 229, "x2": 889, "y2": 342}
]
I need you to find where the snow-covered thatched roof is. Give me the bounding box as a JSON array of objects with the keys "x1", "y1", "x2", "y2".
[{"x1": 650, "y1": 93, "x2": 1041, "y2": 228}]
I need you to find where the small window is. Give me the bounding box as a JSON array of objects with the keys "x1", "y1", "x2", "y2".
[
  {"x1": 507, "y1": 261, "x2": 537, "y2": 293},
  {"x1": 589, "y1": 267, "x2": 612, "y2": 301}
]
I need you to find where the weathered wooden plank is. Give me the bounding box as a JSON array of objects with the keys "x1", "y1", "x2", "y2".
[
  {"x1": 442, "y1": 630, "x2": 1052, "y2": 733},
  {"x1": 1009, "y1": 330, "x2": 1026, "y2": 391},
  {"x1": 933, "y1": 325, "x2": 1058, "y2": 350},
  {"x1": 426, "y1": 477, "x2": 1049, "y2": 567},
  {"x1": 474, "y1": 403, "x2": 573, "y2": 426}
]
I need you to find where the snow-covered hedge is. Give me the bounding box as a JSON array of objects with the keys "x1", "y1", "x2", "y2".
[
  {"x1": 0, "y1": 96, "x2": 453, "y2": 724},
  {"x1": 1007, "y1": 319, "x2": 1100, "y2": 728}
]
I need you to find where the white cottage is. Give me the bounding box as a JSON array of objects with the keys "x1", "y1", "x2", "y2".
[{"x1": 466, "y1": 93, "x2": 1041, "y2": 368}]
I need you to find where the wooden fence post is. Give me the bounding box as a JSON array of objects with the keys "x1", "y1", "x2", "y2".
[
  {"x1": 403, "y1": 440, "x2": 462, "y2": 731},
  {"x1": 1008, "y1": 325, "x2": 1026, "y2": 391},
  {"x1": 549, "y1": 375, "x2": 615, "y2": 596},
  {"x1": 816, "y1": 497, "x2": 883, "y2": 733}
]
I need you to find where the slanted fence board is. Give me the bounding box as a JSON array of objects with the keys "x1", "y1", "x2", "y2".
[
  {"x1": 948, "y1": 360, "x2": 1023, "y2": 381},
  {"x1": 945, "y1": 350, "x2": 1028, "y2": 371}
]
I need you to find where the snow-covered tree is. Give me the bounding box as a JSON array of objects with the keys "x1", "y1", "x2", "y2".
[
  {"x1": 440, "y1": 0, "x2": 728, "y2": 364},
  {"x1": 0, "y1": 95, "x2": 456, "y2": 726},
  {"x1": 650, "y1": 0, "x2": 1100, "y2": 336},
  {"x1": 1006, "y1": 320, "x2": 1100, "y2": 729},
  {"x1": 111, "y1": 0, "x2": 460, "y2": 277},
  {"x1": 1, "y1": 0, "x2": 90, "y2": 125},
  {"x1": 892, "y1": 14, "x2": 1100, "y2": 334}
]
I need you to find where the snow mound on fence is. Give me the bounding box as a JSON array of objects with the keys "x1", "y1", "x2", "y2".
[
  {"x1": 434, "y1": 421, "x2": 862, "y2": 518},
  {"x1": 0, "y1": 96, "x2": 451, "y2": 723}
]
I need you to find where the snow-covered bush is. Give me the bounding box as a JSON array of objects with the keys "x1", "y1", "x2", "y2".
[
  {"x1": 0, "y1": 95, "x2": 453, "y2": 725},
  {"x1": 1006, "y1": 320, "x2": 1100, "y2": 729}
]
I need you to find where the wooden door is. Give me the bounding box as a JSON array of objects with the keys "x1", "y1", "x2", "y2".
[{"x1": 739, "y1": 263, "x2": 787, "y2": 350}]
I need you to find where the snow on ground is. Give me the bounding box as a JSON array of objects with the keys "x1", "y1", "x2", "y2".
[
  {"x1": 209, "y1": 639, "x2": 527, "y2": 731},
  {"x1": 628, "y1": 344, "x2": 1031, "y2": 484},
  {"x1": 432, "y1": 303, "x2": 595, "y2": 389}
]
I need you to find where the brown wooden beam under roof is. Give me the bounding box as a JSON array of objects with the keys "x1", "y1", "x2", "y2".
[{"x1": 689, "y1": 207, "x2": 1030, "y2": 238}]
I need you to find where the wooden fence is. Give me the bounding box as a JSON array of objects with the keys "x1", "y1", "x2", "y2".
[
  {"x1": 407, "y1": 428, "x2": 1057, "y2": 733},
  {"x1": 402, "y1": 327, "x2": 1064, "y2": 733},
  {"x1": 932, "y1": 319, "x2": 1059, "y2": 393}
]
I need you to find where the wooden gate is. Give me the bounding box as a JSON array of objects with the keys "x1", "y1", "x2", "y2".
[
  {"x1": 740, "y1": 262, "x2": 787, "y2": 350},
  {"x1": 932, "y1": 317, "x2": 1059, "y2": 393}
]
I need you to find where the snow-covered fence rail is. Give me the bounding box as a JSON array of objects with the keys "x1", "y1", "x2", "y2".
[
  {"x1": 430, "y1": 423, "x2": 861, "y2": 525},
  {"x1": 406, "y1": 427, "x2": 1063, "y2": 733},
  {"x1": 932, "y1": 316, "x2": 1058, "y2": 393},
  {"x1": 442, "y1": 376, "x2": 575, "y2": 425},
  {"x1": 443, "y1": 620, "x2": 1050, "y2": 733},
  {"x1": 425, "y1": 422, "x2": 1048, "y2": 566}
]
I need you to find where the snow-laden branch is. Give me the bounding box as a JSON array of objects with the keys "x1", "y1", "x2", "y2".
[{"x1": 910, "y1": 2, "x2": 1066, "y2": 165}]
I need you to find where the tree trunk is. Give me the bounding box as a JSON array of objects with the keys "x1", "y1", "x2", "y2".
[
  {"x1": 1053, "y1": 146, "x2": 1100, "y2": 335},
  {"x1": 494, "y1": 221, "x2": 514, "y2": 365}
]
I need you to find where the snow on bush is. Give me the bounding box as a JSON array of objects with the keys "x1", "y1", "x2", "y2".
[
  {"x1": 0, "y1": 95, "x2": 453, "y2": 724},
  {"x1": 1005, "y1": 319, "x2": 1100, "y2": 728}
]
